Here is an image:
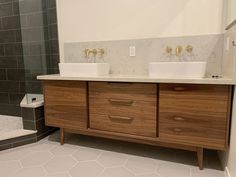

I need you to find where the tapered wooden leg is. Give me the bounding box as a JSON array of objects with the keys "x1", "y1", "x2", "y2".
[
  {"x1": 60, "y1": 128, "x2": 65, "y2": 145},
  {"x1": 197, "y1": 147, "x2": 204, "y2": 170}
]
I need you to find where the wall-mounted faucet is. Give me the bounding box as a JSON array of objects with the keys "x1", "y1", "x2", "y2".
[
  {"x1": 97, "y1": 48, "x2": 105, "y2": 58},
  {"x1": 165, "y1": 45, "x2": 194, "y2": 58},
  {"x1": 175, "y1": 45, "x2": 183, "y2": 57},
  {"x1": 186, "y1": 45, "x2": 193, "y2": 54},
  {"x1": 84, "y1": 48, "x2": 98, "y2": 58},
  {"x1": 165, "y1": 46, "x2": 173, "y2": 55}
]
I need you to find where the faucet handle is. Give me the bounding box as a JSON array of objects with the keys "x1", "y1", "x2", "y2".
[
  {"x1": 97, "y1": 48, "x2": 105, "y2": 58},
  {"x1": 165, "y1": 46, "x2": 172, "y2": 55},
  {"x1": 83, "y1": 48, "x2": 90, "y2": 58},
  {"x1": 186, "y1": 45, "x2": 193, "y2": 54}
]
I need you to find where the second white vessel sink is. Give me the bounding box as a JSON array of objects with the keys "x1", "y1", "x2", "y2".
[
  {"x1": 149, "y1": 62, "x2": 207, "y2": 78},
  {"x1": 59, "y1": 63, "x2": 110, "y2": 77}
]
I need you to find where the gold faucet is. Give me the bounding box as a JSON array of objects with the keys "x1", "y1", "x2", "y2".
[
  {"x1": 97, "y1": 48, "x2": 105, "y2": 58},
  {"x1": 84, "y1": 48, "x2": 98, "y2": 58},
  {"x1": 165, "y1": 46, "x2": 172, "y2": 55},
  {"x1": 175, "y1": 46, "x2": 183, "y2": 57},
  {"x1": 186, "y1": 45, "x2": 193, "y2": 54}
]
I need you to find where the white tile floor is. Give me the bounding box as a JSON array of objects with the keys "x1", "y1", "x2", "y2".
[{"x1": 0, "y1": 131, "x2": 225, "y2": 177}]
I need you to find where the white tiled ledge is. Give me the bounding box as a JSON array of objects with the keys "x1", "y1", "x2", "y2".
[
  {"x1": 37, "y1": 74, "x2": 236, "y2": 85},
  {"x1": 0, "y1": 129, "x2": 37, "y2": 141}
]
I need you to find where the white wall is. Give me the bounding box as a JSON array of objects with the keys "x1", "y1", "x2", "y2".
[
  {"x1": 225, "y1": 26, "x2": 236, "y2": 177},
  {"x1": 227, "y1": 91, "x2": 236, "y2": 176},
  {"x1": 226, "y1": 0, "x2": 236, "y2": 26},
  {"x1": 56, "y1": 0, "x2": 224, "y2": 60}
]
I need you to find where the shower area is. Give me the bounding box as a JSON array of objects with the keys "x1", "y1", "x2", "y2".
[{"x1": 0, "y1": 0, "x2": 59, "y2": 149}]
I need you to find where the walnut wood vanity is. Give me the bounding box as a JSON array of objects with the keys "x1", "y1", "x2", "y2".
[{"x1": 42, "y1": 80, "x2": 233, "y2": 170}]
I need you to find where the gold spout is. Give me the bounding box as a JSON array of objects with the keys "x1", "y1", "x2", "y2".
[
  {"x1": 83, "y1": 48, "x2": 90, "y2": 58},
  {"x1": 175, "y1": 46, "x2": 183, "y2": 57},
  {"x1": 165, "y1": 46, "x2": 172, "y2": 55},
  {"x1": 84, "y1": 48, "x2": 98, "y2": 58}
]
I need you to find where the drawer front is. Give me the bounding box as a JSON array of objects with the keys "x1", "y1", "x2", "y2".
[
  {"x1": 89, "y1": 82, "x2": 157, "y2": 137},
  {"x1": 44, "y1": 81, "x2": 88, "y2": 130},
  {"x1": 159, "y1": 84, "x2": 231, "y2": 149},
  {"x1": 89, "y1": 82, "x2": 157, "y2": 102}
]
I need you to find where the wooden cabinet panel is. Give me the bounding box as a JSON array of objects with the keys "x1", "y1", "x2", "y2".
[
  {"x1": 159, "y1": 84, "x2": 232, "y2": 149},
  {"x1": 43, "y1": 81, "x2": 88, "y2": 130},
  {"x1": 89, "y1": 82, "x2": 157, "y2": 102},
  {"x1": 89, "y1": 82, "x2": 157, "y2": 137}
]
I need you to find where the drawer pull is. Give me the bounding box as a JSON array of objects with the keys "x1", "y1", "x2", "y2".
[
  {"x1": 108, "y1": 98, "x2": 134, "y2": 105},
  {"x1": 173, "y1": 117, "x2": 185, "y2": 121},
  {"x1": 173, "y1": 128, "x2": 182, "y2": 132},
  {"x1": 173, "y1": 87, "x2": 186, "y2": 91},
  {"x1": 109, "y1": 115, "x2": 133, "y2": 121},
  {"x1": 108, "y1": 82, "x2": 133, "y2": 87}
]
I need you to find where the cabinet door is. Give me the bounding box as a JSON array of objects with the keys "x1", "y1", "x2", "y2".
[
  {"x1": 159, "y1": 84, "x2": 232, "y2": 149},
  {"x1": 89, "y1": 82, "x2": 157, "y2": 137},
  {"x1": 43, "y1": 81, "x2": 88, "y2": 130}
]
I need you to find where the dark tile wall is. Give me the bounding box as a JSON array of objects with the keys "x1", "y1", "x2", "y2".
[
  {"x1": 0, "y1": 0, "x2": 59, "y2": 117},
  {"x1": 20, "y1": 0, "x2": 59, "y2": 94},
  {"x1": 0, "y1": 0, "x2": 25, "y2": 116},
  {"x1": 22, "y1": 106, "x2": 56, "y2": 141}
]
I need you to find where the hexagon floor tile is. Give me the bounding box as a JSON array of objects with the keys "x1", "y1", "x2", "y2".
[
  {"x1": 100, "y1": 167, "x2": 134, "y2": 177},
  {"x1": 72, "y1": 147, "x2": 102, "y2": 162},
  {"x1": 20, "y1": 151, "x2": 53, "y2": 167},
  {"x1": 125, "y1": 156, "x2": 157, "y2": 174},
  {"x1": 97, "y1": 151, "x2": 128, "y2": 167},
  {"x1": 10, "y1": 166, "x2": 46, "y2": 177},
  {"x1": 0, "y1": 161, "x2": 21, "y2": 177},
  {"x1": 44, "y1": 156, "x2": 77, "y2": 173},
  {"x1": 0, "y1": 131, "x2": 225, "y2": 177},
  {"x1": 69, "y1": 161, "x2": 104, "y2": 177}
]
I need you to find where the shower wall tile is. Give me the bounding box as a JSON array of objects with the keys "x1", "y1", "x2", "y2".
[
  {"x1": 21, "y1": 0, "x2": 59, "y2": 95},
  {"x1": 0, "y1": 69, "x2": 6, "y2": 80},
  {"x1": 0, "y1": 0, "x2": 59, "y2": 118},
  {"x1": 0, "y1": 0, "x2": 24, "y2": 117},
  {"x1": 64, "y1": 34, "x2": 223, "y2": 76},
  {"x1": 2, "y1": 15, "x2": 21, "y2": 30}
]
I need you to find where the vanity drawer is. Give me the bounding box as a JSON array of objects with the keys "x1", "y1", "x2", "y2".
[
  {"x1": 89, "y1": 86, "x2": 157, "y2": 137},
  {"x1": 159, "y1": 84, "x2": 232, "y2": 149},
  {"x1": 159, "y1": 113, "x2": 228, "y2": 148},
  {"x1": 89, "y1": 82, "x2": 157, "y2": 102}
]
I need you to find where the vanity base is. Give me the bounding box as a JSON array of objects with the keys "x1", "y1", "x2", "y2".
[
  {"x1": 59, "y1": 127, "x2": 205, "y2": 170},
  {"x1": 43, "y1": 81, "x2": 231, "y2": 171}
]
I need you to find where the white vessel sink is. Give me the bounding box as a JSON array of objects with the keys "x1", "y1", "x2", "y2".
[
  {"x1": 59, "y1": 63, "x2": 110, "y2": 77},
  {"x1": 149, "y1": 62, "x2": 207, "y2": 78}
]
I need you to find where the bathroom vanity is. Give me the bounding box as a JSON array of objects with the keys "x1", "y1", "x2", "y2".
[{"x1": 38, "y1": 75, "x2": 234, "y2": 170}]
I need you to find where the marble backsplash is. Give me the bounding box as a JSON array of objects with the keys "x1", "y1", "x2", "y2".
[{"x1": 64, "y1": 34, "x2": 223, "y2": 76}]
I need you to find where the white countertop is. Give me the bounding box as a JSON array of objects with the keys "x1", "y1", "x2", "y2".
[{"x1": 37, "y1": 74, "x2": 236, "y2": 85}]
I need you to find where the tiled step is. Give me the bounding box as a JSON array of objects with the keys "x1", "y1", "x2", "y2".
[{"x1": 0, "y1": 129, "x2": 37, "y2": 151}]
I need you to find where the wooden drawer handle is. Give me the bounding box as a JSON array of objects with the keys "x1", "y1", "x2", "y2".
[
  {"x1": 108, "y1": 98, "x2": 134, "y2": 105},
  {"x1": 173, "y1": 128, "x2": 182, "y2": 133},
  {"x1": 173, "y1": 87, "x2": 186, "y2": 91},
  {"x1": 173, "y1": 116, "x2": 185, "y2": 121},
  {"x1": 109, "y1": 115, "x2": 133, "y2": 121},
  {"x1": 108, "y1": 82, "x2": 133, "y2": 86}
]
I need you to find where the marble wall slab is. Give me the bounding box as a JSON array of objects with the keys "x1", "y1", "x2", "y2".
[
  {"x1": 64, "y1": 34, "x2": 224, "y2": 76},
  {"x1": 222, "y1": 26, "x2": 236, "y2": 79}
]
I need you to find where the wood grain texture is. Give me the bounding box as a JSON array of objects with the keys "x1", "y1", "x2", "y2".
[
  {"x1": 89, "y1": 82, "x2": 157, "y2": 101},
  {"x1": 43, "y1": 81, "x2": 88, "y2": 130},
  {"x1": 65, "y1": 128, "x2": 198, "y2": 152},
  {"x1": 159, "y1": 84, "x2": 232, "y2": 149},
  {"x1": 89, "y1": 82, "x2": 157, "y2": 137}
]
